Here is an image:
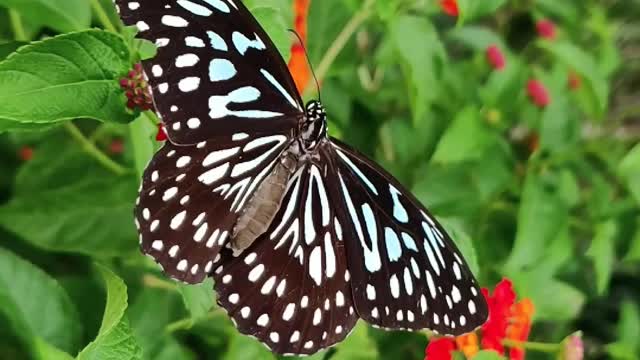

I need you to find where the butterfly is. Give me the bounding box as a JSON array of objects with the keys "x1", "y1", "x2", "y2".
[{"x1": 115, "y1": 0, "x2": 488, "y2": 355}]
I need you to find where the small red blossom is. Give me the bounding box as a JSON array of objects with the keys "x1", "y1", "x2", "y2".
[
  {"x1": 536, "y1": 19, "x2": 557, "y2": 40},
  {"x1": 526, "y1": 79, "x2": 551, "y2": 108},
  {"x1": 18, "y1": 146, "x2": 34, "y2": 161},
  {"x1": 120, "y1": 63, "x2": 153, "y2": 111},
  {"x1": 109, "y1": 139, "x2": 125, "y2": 154},
  {"x1": 288, "y1": 0, "x2": 311, "y2": 93},
  {"x1": 486, "y1": 45, "x2": 506, "y2": 70},
  {"x1": 481, "y1": 278, "x2": 516, "y2": 354},
  {"x1": 440, "y1": 0, "x2": 459, "y2": 17},
  {"x1": 425, "y1": 337, "x2": 456, "y2": 360},
  {"x1": 568, "y1": 71, "x2": 582, "y2": 90},
  {"x1": 155, "y1": 123, "x2": 168, "y2": 142}
]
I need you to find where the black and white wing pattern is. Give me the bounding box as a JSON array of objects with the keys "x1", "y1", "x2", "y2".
[
  {"x1": 213, "y1": 156, "x2": 359, "y2": 355},
  {"x1": 135, "y1": 133, "x2": 291, "y2": 283},
  {"x1": 329, "y1": 139, "x2": 488, "y2": 336},
  {"x1": 115, "y1": 0, "x2": 304, "y2": 145}
]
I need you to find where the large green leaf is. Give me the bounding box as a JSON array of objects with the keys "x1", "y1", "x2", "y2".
[
  {"x1": 618, "y1": 143, "x2": 640, "y2": 205},
  {"x1": 178, "y1": 278, "x2": 216, "y2": 321},
  {"x1": 431, "y1": 107, "x2": 496, "y2": 164},
  {"x1": 77, "y1": 264, "x2": 142, "y2": 360},
  {"x1": 586, "y1": 220, "x2": 618, "y2": 295},
  {"x1": 0, "y1": 0, "x2": 91, "y2": 33},
  {"x1": 0, "y1": 247, "x2": 81, "y2": 354},
  {"x1": 0, "y1": 30, "x2": 135, "y2": 130}
]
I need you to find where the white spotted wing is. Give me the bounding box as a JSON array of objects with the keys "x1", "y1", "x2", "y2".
[
  {"x1": 213, "y1": 155, "x2": 358, "y2": 355},
  {"x1": 135, "y1": 133, "x2": 291, "y2": 283},
  {"x1": 115, "y1": 0, "x2": 304, "y2": 145},
  {"x1": 329, "y1": 139, "x2": 488, "y2": 336}
]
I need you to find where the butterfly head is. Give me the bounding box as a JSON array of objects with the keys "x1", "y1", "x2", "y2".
[{"x1": 301, "y1": 100, "x2": 327, "y2": 151}]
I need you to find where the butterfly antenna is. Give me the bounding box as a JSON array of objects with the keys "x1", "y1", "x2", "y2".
[{"x1": 288, "y1": 29, "x2": 321, "y2": 102}]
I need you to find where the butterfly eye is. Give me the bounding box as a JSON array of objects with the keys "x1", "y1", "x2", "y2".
[{"x1": 117, "y1": 0, "x2": 488, "y2": 355}]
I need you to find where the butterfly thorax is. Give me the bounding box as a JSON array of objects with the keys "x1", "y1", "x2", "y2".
[{"x1": 300, "y1": 100, "x2": 327, "y2": 152}]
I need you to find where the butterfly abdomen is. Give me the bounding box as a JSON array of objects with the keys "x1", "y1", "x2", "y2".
[{"x1": 232, "y1": 148, "x2": 299, "y2": 250}]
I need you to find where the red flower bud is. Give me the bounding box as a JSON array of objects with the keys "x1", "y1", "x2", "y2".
[
  {"x1": 526, "y1": 79, "x2": 551, "y2": 108},
  {"x1": 486, "y1": 45, "x2": 506, "y2": 70},
  {"x1": 18, "y1": 146, "x2": 34, "y2": 161},
  {"x1": 120, "y1": 63, "x2": 154, "y2": 111},
  {"x1": 536, "y1": 19, "x2": 556, "y2": 40},
  {"x1": 439, "y1": 0, "x2": 459, "y2": 17},
  {"x1": 568, "y1": 71, "x2": 581, "y2": 90},
  {"x1": 155, "y1": 123, "x2": 168, "y2": 142},
  {"x1": 109, "y1": 139, "x2": 124, "y2": 154}
]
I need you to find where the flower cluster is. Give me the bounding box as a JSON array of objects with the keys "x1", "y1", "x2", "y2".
[
  {"x1": 119, "y1": 63, "x2": 153, "y2": 111},
  {"x1": 440, "y1": 0, "x2": 459, "y2": 17},
  {"x1": 424, "y1": 279, "x2": 536, "y2": 360}
]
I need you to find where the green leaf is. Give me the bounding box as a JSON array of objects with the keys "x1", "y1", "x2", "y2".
[
  {"x1": 504, "y1": 173, "x2": 568, "y2": 273},
  {"x1": 586, "y1": 220, "x2": 618, "y2": 295},
  {"x1": 616, "y1": 301, "x2": 640, "y2": 352},
  {"x1": 129, "y1": 115, "x2": 157, "y2": 178},
  {"x1": 332, "y1": 323, "x2": 378, "y2": 360},
  {"x1": 539, "y1": 41, "x2": 609, "y2": 117},
  {"x1": 447, "y1": 26, "x2": 506, "y2": 51},
  {"x1": 0, "y1": 0, "x2": 91, "y2": 33},
  {"x1": 222, "y1": 333, "x2": 276, "y2": 360},
  {"x1": 178, "y1": 278, "x2": 215, "y2": 320},
  {"x1": 390, "y1": 16, "x2": 445, "y2": 124},
  {"x1": 77, "y1": 264, "x2": 142, "y2": 360},
  {"x1": 0, "y1": 30, "x2": 136, "y2": 128},
  {"x1": 431, "y1": 107, "x2": 494, "y2": 164},
  {"x1": 457, "y1": 0, "x2": 507, "y2": 23},
  {"x1": 439, "y1": 219, "x2": 480, "y2": 276},
  {"x1": 0, "y1": 41, "x2": 26, "y2": 60},
  {"x1": 33, "y1": 338, "x2": 75, "y2": 360},
  {"x1": 623, "y1": 223, "x2": 640, "y2": 262},
  {"x1": 0, "y1": 247, "x2": 82, "y2": 354},
  {"x1": 471, "y1": 350, "x2": 505, "y2": 360},
  {"x1": 618, "y1": 143, "x2": 640, "y2": 205},
  {"x1": 511, "y1": 271, "x2": 585, "y2": 321}
]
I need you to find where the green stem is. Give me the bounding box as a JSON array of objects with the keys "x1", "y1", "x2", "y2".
[
  {"x1": 9, "y1": 9, "x2": 27, "y2": 41},
  {"x1": 64, "y1": 122, "x2": 129, "y2": 175},
  {"x1": 502, "y1": 338, "x2": 562, "y2": 353},
  {"x1": 303, "y1": 0, "x2": 375, "y2": 98},
  {"x1": 91, "y1": 0, "x2": 118, "y2": 33}
]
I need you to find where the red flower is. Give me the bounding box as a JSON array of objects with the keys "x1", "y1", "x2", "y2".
[
  {"x1": 507, "y1": 299, "x2": 535, "y2": 360},
  {"x1": 481, "y1": 278, "x2": 516, "y2": 354},
  {"x1": 155, "y1": 123, "x2": 167, "y2": 142},
  {"x1": 568, "y1": 71, "x2": 581, "y2": 90},
  {"x1": 425, "y1": 338, "x2": 456, "y2": 360},
  {"x1": 288, "y1": 0, "x2": 311, "y2": 93},
  {"x1": 18, "y1": 146, "x2": 34, "y2": 161},
  {"x1": 486, "y1": 45, "x2": 506, "y2": 70},
  {"x1": 536, "y1": 19, "x2": 556, "y2": 40},
  {"x1": 440, "y1": 0, "x2": 459, "y2": 16},
  {"x1": 526, "y1": 79, "x2": 551, "y2": 108},
  {"x1": 109, "y1": 139, "x2": 125, "y2": 154},
  {"x1": 120, "y1": 63, "x2": 153, "y2": 111}
]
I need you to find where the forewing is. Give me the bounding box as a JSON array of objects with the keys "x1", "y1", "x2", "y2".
[
  {"x1": 329, "y1": 138, "x2": 488, "y2": 336},
  {"x1": 213, "y1": 160, "x2": 358, "y2": 355},
  {"x1": 135, "y1": 133, "x2": 290, "y2": 283},
  {"x1": 115, "y1": 0, "x2": 304, "y2": 145}
]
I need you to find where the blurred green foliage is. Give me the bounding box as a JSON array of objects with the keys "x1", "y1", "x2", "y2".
[{"x1": 0, "y1": 0, "x2": 638, "y2": 359}]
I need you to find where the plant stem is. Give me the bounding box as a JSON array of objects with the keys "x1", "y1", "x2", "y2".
[
  {"x1": 303, "y1": 0, "x2": 375, "y2": 98},
  {"x1": 165, "y1": 308, "x2": 223, "y2": 333},
  {"x1": 9, "y1": 10, "x2": 27, "y2": 41},
  {"x1": 91, "y1": 0, "x2": 118, "y2": 33},
  {"x1": 64, "y1": 122, "x2": 129, "y2": 175},
  {"x1": 503, "y1": 338, "x2": 562, "y2": 353}
]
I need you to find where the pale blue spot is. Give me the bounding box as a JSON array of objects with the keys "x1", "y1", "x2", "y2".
[
  {"x1": 207, "y1": 31, "x2": 228, "y2": 51},
  {"x1": 389, "y1": 185, "x2": 408, "y2": 223},
  {"x1": 424, "y1": 239, "x2": 440, "y2": 276},
  {"x1": 401, "y1": 232, "x2": 418, "y2": 252},
  {"x1": 361, "y1": 203, "x2": 381, "y2": 272},
  {"x1": 336, "y1": 150, "x2": 378, "y2": 195},
  {"x1": 209, "y1": 59, "x2": 236, "y2": 82},
  {"x1": 384, "y1": 228, "x2": 401, "y2": 262},
  {"x1": 229, "y1": 86, "x2": 260, "y2": 103},
  {"x1": 232, "y1": 31, "x2": 265, "y2": 55},
  {"x1": 424, "y1": 222, "x2": 446, "y2": 268},
  {"x1": 202, "y1": 0, "x2": 230, "y2": 13},
  {"x1": 177, "y1": 0, "x2": 212, "y2": 16}
]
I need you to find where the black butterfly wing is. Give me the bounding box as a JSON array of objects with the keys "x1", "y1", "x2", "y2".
[
  {"x1": 135, "y1": 132, "x2": 291, "y2": 283},
  {"x1": 213, "y1": 158, "x2": 358, "y2": 355},
  {"x1": 115, "y1": 0, "x2": 304, "y2": 145},
  {"x1": 328, "y1": 138, "x2": 488, "y2": 336}
]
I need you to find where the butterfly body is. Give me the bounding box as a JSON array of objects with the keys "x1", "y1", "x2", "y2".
[{"x1": 116, "y1": 0, "x2": 488, "y2": 355}]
